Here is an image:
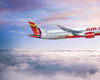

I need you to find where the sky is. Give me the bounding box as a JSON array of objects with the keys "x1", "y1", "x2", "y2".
[{"x1": 0, "y1": 0, "x2": 100, "y2": 50}]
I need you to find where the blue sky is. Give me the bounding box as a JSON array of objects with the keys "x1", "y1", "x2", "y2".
[{"x1": 0, "y1": 0, "x2": 100, "y2": 49}]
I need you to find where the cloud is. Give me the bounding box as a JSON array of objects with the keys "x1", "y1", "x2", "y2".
[
  {"x1": 0, "y1": 0, "x2": 100, "y2": 28},
  {"x1": 0, "y1": 19, "x2": 5, "y2": 25},
  {"x1": 0, "y1": 0, "x2": 46, "y2": 12},
  {"x1": 0, "y1": 18, "x2": 28, "y2": 28},
  {"x1": 49, "y1": 0, "x2": 100, "y2": 4},
  {"x1": 0, "y1": 49, "x2": 100, "y2": 80},
  {"x1": 41, "y1": 17, "x2": 68, "y2": 21},
  {"x1": 39, "y1": 12, "x2": 81, "y2": 25}
]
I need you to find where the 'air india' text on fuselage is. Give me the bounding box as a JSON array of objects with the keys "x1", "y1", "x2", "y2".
[{"x1": 86, "y1": 27, "x2": 100, "y2": 31}]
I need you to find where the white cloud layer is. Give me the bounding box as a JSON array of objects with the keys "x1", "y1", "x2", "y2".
[{"x1": 0, "y1": 49, "x2": 100, "y2": 80}]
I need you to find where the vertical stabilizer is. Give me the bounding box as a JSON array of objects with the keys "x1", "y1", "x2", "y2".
[{"x1": 28, "y1": 21, "x2": 42, "y2": 38}]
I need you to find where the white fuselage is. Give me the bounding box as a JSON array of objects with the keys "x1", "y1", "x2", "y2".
[
  {"x1": 42, "y1": 30, "x2": 71, "y2": 39},
  {"x1": 41, "y1": 27, "x2": 100, "y2": 39}
]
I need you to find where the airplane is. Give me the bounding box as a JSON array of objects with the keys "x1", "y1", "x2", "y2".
[{"x1": 27, "y1": 21, "x2": 100, "y2": 39}]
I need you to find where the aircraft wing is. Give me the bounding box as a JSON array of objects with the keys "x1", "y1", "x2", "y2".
[{"x1": 56, "y1": 25, "x2": 82, "y2": 35}]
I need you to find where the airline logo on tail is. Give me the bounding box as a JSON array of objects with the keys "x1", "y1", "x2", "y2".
[{"x1": 28, "y1": 21, "x2": 42, "y2": 38}]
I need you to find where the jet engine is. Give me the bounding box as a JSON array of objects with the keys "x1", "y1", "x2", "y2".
[{"x1": 85, "y1": 32, "x2": 95, "y2": 38}]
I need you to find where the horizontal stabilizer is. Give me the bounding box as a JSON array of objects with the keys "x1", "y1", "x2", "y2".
[{"x1": 25, "y1": 34, "x2": 39, "y2": 37}]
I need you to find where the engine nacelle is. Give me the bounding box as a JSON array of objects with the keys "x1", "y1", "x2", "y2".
[{"x1": 85, "y1": 32, "x2": 95, "y2": 38}]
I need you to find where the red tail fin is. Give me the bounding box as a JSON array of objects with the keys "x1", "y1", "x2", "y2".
[{"x1": 28, "y1": 21, "x2": 42, "y2": 38}]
